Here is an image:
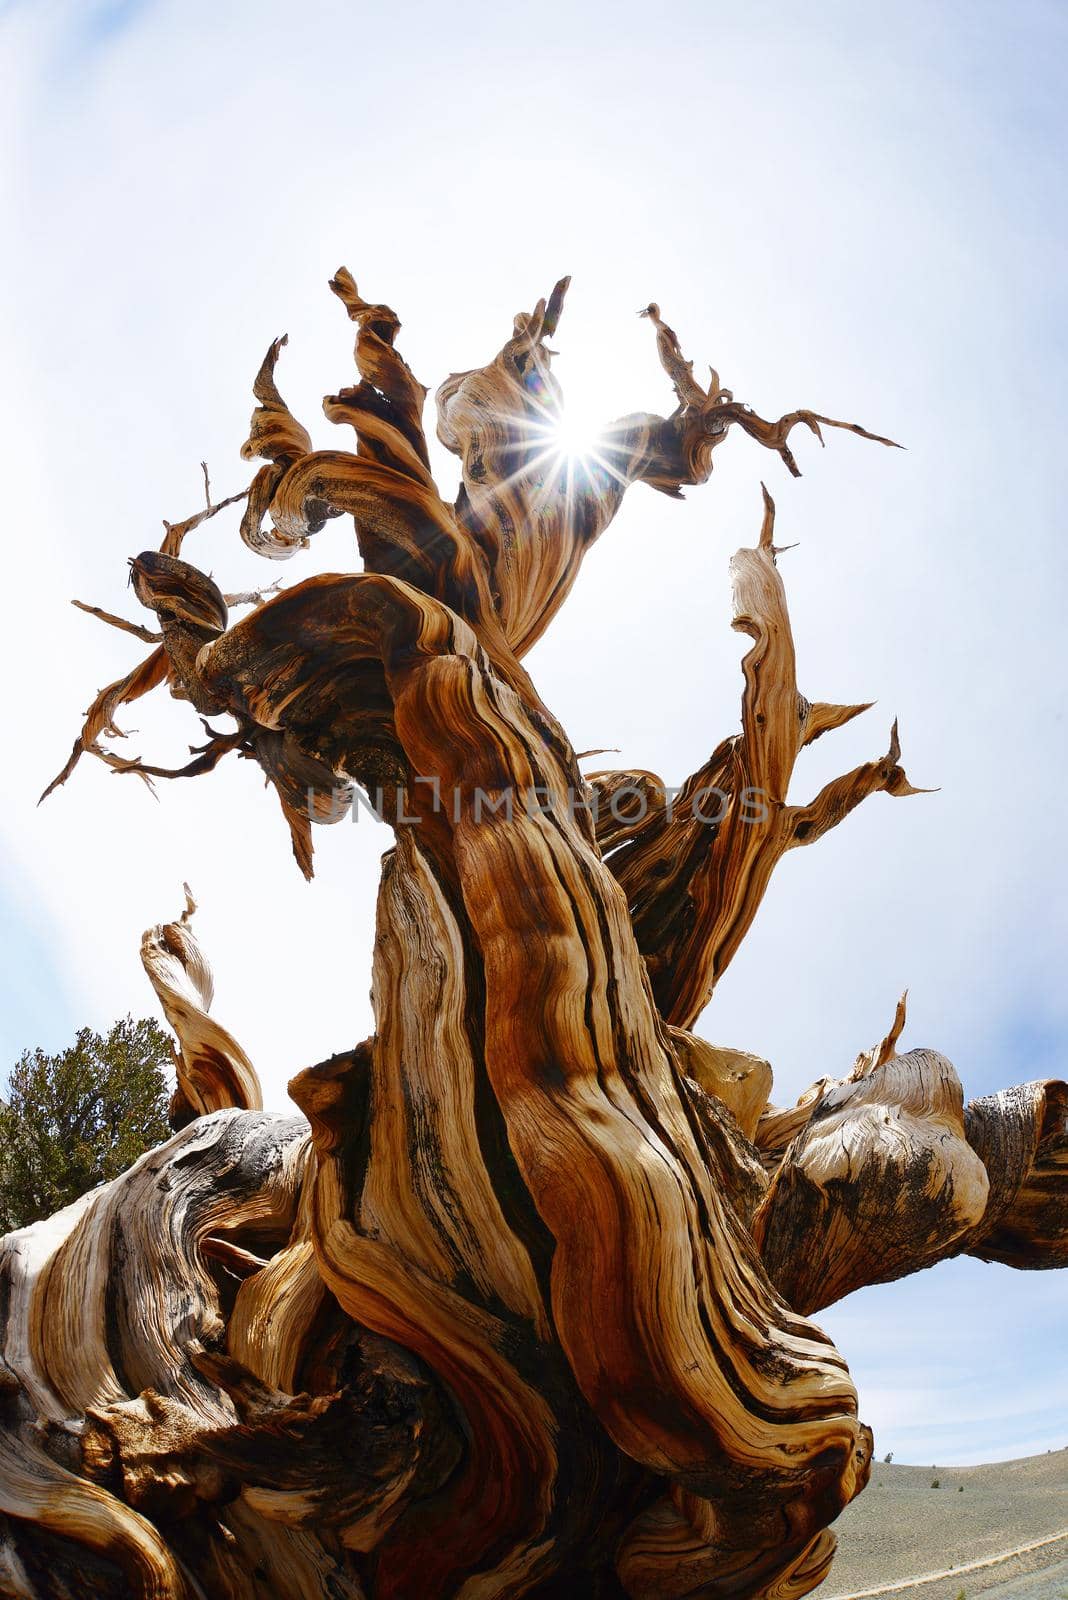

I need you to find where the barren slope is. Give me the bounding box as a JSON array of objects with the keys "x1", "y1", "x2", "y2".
[{"x1": 825, "y1": 1449, "x2": 1068, "y2": 1600}]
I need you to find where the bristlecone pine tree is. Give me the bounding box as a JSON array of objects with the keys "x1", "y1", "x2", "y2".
[
  {"x1": 2, "y1": 271, "x2": 1064, "y2": 1600},
  {"x1": 0, "y1": 1019, "x2": 173, "y2": 1233}
]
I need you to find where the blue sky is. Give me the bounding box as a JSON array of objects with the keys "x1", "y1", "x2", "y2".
[{"x1": 1, "y1": 0, "x2": 1065, "y2": 1464}]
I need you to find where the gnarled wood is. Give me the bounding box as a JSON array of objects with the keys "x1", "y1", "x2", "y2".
[
  {"x1": 5, "y1": 266, "x2": 1064, "y2": 1599},
  {"x1": 592, "y1": 489, "x2": 923, "y2": 1028},
  {"x1": 963, "y1": 1079, "x2": 1068, "y2": 1268},
  {"x1": 140, "y1": 885, "x2": 262, "y2": 1125}
]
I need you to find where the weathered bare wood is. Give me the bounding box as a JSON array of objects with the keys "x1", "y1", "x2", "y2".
[
  {"x1": 7, "y1": 266, "x2": 1065, "y2": 1599},
  {"x1": 140, "y1": 885, "x2": 262, "y2": 1124},
  {"x1": 754, "y1": 1045, "x2": 990, "y2": 1312},
  {"x1": 963, "y1": 1079, "x2": 1068, "y2": 1267},
  {"x1": 591, "y1": 488, "x2": 924, "y2": 1027},
  {"x1": 751, "y1": 997, "x2": 1067, "y2": 1310}
]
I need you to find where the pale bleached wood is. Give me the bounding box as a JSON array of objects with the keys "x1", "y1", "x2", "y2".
[{"x1": 140, "y1": 885, "x2": 263, "y2": 1123}]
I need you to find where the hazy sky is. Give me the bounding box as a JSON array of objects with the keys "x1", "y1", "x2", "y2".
[{"x1": 1, "y1": 0, "x2": 1065, "y2": 1464}]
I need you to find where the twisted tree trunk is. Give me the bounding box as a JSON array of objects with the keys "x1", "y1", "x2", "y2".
[{"x1": 3, "y1": 271, "x2": 1064, "y2": 1599}]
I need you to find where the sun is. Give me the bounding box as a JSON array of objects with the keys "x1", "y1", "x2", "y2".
[
  {"x1": 517, "y1": 373, "x2": 626, "y2": 492},
  {"x1": 549, "y1": 404, "x2": 605, "y2": 462}
]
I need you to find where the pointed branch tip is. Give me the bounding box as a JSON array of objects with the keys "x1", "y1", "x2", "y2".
[
  {"x1": 542, "y1": 275, "x2": 571, "y2": 339},
  {"x1": 759, "y1": 483, "x2": 776, "y2": 551},
  {"x1": 876, "y1": 989, "x2": 909, "y2": 1068}
]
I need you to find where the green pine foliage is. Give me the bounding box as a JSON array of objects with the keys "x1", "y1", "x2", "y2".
[{"x1": 0, "y1": 1017, "x2": 173, "y2": 1233}]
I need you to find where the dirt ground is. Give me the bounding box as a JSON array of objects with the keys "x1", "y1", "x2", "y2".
[{"x1": 823, "y1": 1449, "x2": 1068, "y2": 1600}]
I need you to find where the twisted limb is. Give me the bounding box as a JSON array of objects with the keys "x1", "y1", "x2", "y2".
[{"x1": 591, "y1": 487, "x2": 924, "y2": 1029}]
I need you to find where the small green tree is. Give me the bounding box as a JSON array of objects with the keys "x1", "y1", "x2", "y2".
[{"x1": 0, "y1": 1017, "x2": 173, "y2": 1232}]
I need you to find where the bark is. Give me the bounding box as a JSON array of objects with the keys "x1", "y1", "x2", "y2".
[{"x1": 5, "y1": 270, "x2": 1065, "y2": 1599}]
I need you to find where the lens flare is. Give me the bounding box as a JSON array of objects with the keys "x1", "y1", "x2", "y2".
[{"x1": 550, "y1": 406, "x2": 604, "y2": 461}]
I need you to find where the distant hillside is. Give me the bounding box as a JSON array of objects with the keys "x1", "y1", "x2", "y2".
[{"x1": 825, "y1": 1449, "x2": 1068, "y2": 1600}]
